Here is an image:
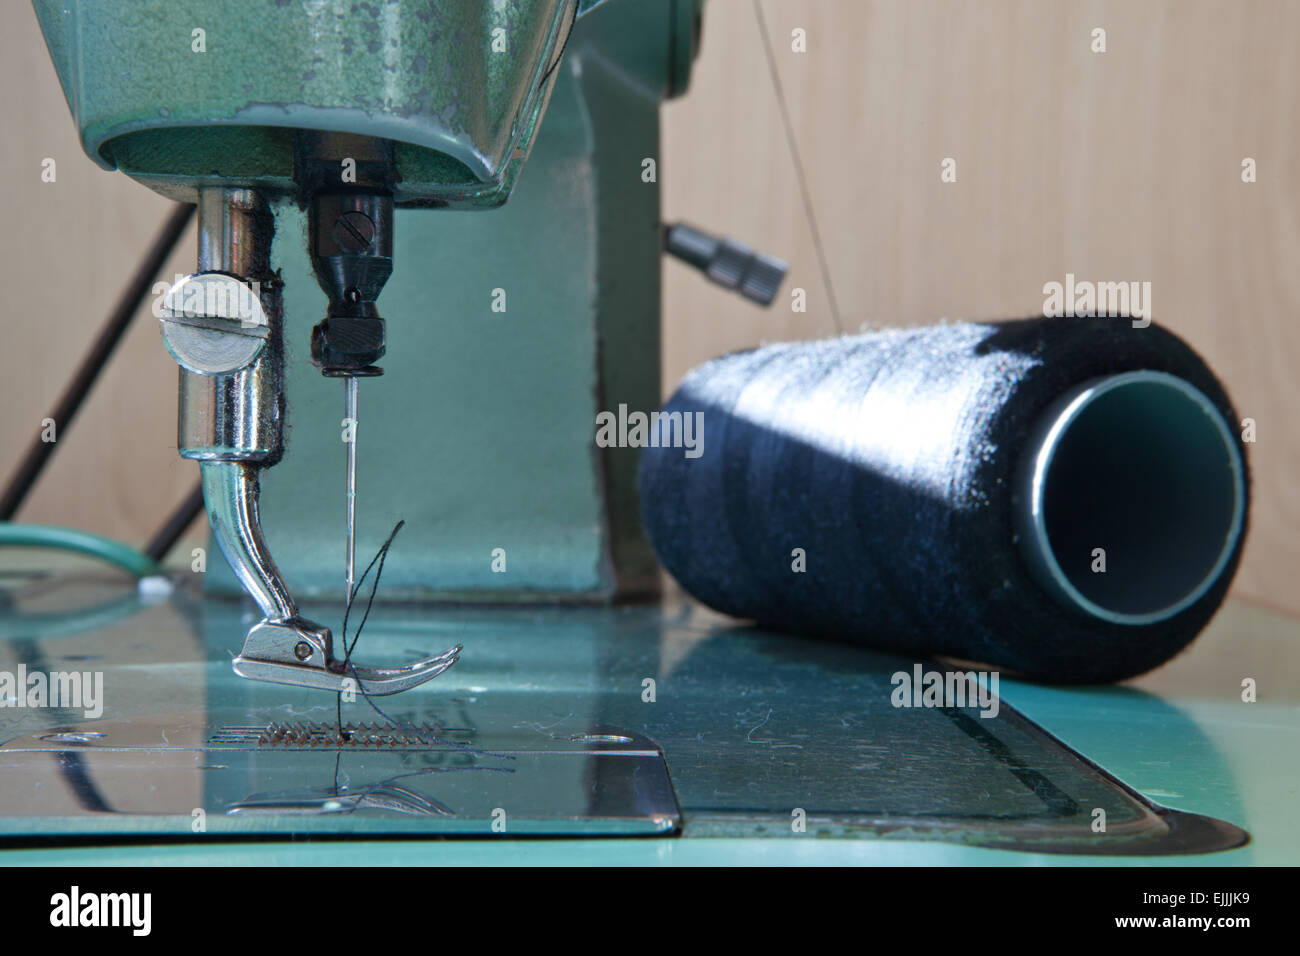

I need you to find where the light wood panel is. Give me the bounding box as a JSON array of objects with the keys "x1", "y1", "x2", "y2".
[{"x1": 0, "y1": 4, "x2": 202, "y2": 552}]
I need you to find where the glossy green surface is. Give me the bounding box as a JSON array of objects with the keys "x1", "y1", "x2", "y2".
[{"x1": 0, "y1": 565, "x2": 1293, "y2": 864}]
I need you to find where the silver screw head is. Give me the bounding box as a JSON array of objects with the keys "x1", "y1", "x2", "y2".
[{"x1": 158, "y1": 272, "x2": 269, "y2": 376}]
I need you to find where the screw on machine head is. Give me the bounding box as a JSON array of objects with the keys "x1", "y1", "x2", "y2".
[{"x1": 332, "y1": 210, "x2": 377, "y2": 253}]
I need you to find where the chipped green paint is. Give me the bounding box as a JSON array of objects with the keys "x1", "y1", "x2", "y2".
[{"x1": 32, "y1": 0, "x2": 579, "y2": 206}]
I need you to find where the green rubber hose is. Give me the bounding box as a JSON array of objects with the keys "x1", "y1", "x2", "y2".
[{"x1": 0, "y1": 523, "x2": 160, "y2": 578}]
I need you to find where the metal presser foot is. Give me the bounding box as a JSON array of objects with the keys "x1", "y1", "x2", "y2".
[
  {"x1": 160, "y1": 185, "x2": 459, "y2": 696},
  {"x1": 233, "y1": 618, "x2": 462, "y2": 697},
  {"x1": 207, "y1": 460, "x2": 460, "y2": 696}
]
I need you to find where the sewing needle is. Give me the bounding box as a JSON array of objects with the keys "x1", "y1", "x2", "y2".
[{"x1": 345, "y1": 374, "x2": 357, "y2": 609}]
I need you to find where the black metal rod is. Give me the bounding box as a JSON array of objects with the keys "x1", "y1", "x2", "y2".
[
  {"x1": 0, "y1": 202, "x2": 195, "y2": 520},
  {"x1": 144, "y1": 479, "x2": 206, "y2": 563}
]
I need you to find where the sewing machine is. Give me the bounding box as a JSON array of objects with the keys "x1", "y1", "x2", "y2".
[
  {"x1": 35, "y1": 0, "x2": 695, "y2": 695},
  {"x1": 0, "y1": 0, "x2": 1295, "y2": 867}
]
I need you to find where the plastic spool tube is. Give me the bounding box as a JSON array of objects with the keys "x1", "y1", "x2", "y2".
[{"x1": 1015, "y1": 370, "x2": 1246, "y2": 627}]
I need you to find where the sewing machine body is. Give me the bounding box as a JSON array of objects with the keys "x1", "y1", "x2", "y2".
[{"x1": 4, "y1": 0, "x2": 1296, "y2": 866}]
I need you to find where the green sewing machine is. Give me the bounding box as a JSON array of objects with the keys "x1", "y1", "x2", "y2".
[{"x1": 0, "y1": 0, "x2": 1294, "y2": 867}]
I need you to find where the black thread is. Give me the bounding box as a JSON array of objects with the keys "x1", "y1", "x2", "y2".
[
  {"x1": 538, "y1": 2, "x2": 579, "y2": 89},
  {"x1": 334, "y1": 521, "x2": 514, "y2": 760},
  {"x1": 752, "y1": 0, "x2": 843, "y2": 335},
  {"x1": 638, "y1": 318, "x2": 1250, "y2": 684}
]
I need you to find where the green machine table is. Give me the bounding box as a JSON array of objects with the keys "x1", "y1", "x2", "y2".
[{"x1": 0, "y1": 568, "x2": 1293, "y2": 866}]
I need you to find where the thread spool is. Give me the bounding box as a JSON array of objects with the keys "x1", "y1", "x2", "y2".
[{"x1": 638, "y1": 318, "x2": 1249, "y2": 683}]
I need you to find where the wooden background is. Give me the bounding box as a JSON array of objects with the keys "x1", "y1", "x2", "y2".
[{"x1": 2, "y1": 1, "x2": 1298, "y2": 614}]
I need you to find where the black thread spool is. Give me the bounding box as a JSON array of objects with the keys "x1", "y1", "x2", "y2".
[{"x1": 638, "y1": 318, "x2": 1249, "y2": 683}]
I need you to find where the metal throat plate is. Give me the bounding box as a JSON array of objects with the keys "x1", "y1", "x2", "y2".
[{"x1": 0, "y1": 711, "x2": 678, "y2": 837}]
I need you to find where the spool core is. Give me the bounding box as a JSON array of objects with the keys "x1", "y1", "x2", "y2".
[{"x1": 1016, "y1": 371, "x2": 1246, "y2": 626}]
